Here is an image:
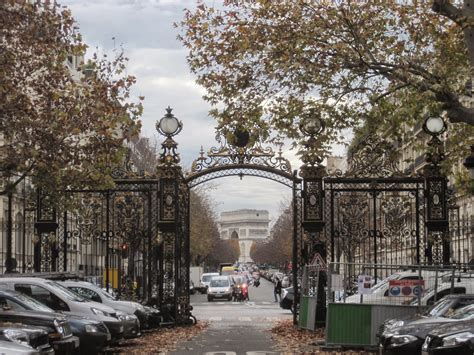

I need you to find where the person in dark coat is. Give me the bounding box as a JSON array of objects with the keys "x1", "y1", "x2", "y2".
[{"x1": 274, "y1": 277, "x2": 282, "y2": 302}]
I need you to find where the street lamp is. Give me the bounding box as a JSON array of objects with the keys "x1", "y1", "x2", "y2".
[
  {"x1": 156, "y1": 107, "x2": 182, "y2": 166},
  {"x1": 423, "y1": 115, "x2": 446, "y2": 136},
  {"x1": 156, "y1": 106, "x2": 182, "y2": 137},
  {"x1": 463, "y1": 145, "x2": 474, "y2": 180}
]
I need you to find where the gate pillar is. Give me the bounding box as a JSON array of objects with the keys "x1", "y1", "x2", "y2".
[
  {"x1": 34, "y1": 188, "x2": 58, "y2": 272},
  {"x1": 156, "y1": 107, "x2": 191, "y2": 324},
  {"x1": 423, "y1": 115, "x2": 449, "y2": 264},
  {"x1": 300, "y1": 112, "x2": 327, "y2": 328}
]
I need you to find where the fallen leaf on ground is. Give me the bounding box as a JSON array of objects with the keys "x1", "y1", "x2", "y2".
[{"x1": 105, "y1": 321, "x2": 209, "y2": 353}]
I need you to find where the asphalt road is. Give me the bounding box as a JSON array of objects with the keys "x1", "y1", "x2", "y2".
[{"x1": 171, "y1": 278, "x2": 292, "y2": 355}]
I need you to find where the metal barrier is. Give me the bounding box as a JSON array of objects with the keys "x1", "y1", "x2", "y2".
[{"x1": 325, "y1": 262, "x2": 474, "y2": 348}]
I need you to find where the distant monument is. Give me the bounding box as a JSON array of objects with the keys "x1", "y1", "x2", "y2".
[{"x1": 219, "y1": 209, "x2": 270, "y2": 263}]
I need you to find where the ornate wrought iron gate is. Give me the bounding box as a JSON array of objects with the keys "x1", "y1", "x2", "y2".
[{"x1": 324, "y1": 136, "x2": 449, "y2": 272}]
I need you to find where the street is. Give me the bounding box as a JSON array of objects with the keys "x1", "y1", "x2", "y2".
[{"x1": 172, "y1": 278, "x2": 292, "y2": 354}]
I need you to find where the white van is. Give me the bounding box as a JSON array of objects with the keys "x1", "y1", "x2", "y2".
[
  {"x1": 0, "y1": 277, "x2": 126, "y2": 340},
  {"x1": 199, "y1": 273, "x2": 219, "y2": 294},
  {"x1": 411, "y1": 279, "x2": 474, "y2": 306},
  {"x1": 344, "y1": 271, "x2": 445, "y2": 304}
]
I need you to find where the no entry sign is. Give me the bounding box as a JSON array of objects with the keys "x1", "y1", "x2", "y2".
[{"x1": 388, "y1": 279, "x2": 425, "y2": 297}]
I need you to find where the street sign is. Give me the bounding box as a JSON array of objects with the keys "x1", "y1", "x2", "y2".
[
  {"x1": 388, "y1": 279, "x2": 425, "y2": 297},
  {"x1": 310, "y1": 253, "x2": 327, "y2": 271}
]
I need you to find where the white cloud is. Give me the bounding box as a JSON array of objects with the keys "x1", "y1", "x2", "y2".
[{"x1": 60, "y1": 0, "x2": 328, "y2": 224}]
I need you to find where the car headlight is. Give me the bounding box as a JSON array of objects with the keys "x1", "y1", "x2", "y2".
[
  {"x1": 442, "y1": 332, "x2": 474, "y2": 347},
  {"x1": 225, "y1": 287, "x2": 231, "y2": 292},
  {"x1": 117, "y1": 311, "x2": 136, "y2": 321},
  {"x1": 53, "y1": 319, "x2": 66, "y2": 336},
  {"x1": 85, "y1": 324, "x2": 99, "y2": 333},
  {"x1": 132, "y1": 303, "x2": 146, "y2": 312},
  {"x1": 4, "y1": 329, "x2": 30, "y2": 348},
  {"x1": 390, "y1": 334, "x2": 418, "y2": 347}
]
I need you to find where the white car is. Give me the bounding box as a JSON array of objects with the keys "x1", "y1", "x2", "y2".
[
  {"x1": 61, "y1": 280, "x2": 148, "y2": 329},
  {"x1": 344, "y1": 271, "x2": 447, "y2": 304},
  {"x1": 0, "y1": 277, "x2": 126, "y2": 340}
]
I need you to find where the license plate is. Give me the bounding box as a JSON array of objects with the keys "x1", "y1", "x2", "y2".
[
  {"x1": 214, "y1": 294, "x2": 222, "y2": 297},
  {"x1": 421, "y1": 352, "x2": 428, "y2": 355}
]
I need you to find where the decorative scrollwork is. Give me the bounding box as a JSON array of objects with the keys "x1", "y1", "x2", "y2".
[
  {"x1": 382, "y1": 196, "x2": 413, "y2": 249},
  {"x1": 188, "y1": 135, "x2": 292, "y2": 178},
  {"x1": 332, "y1": 135, "x2": 407, "y2": 178}
]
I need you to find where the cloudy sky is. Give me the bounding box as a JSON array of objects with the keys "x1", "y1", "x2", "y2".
[{"x1": 62, "y1": 0, "x2": 342, "y2": 223}]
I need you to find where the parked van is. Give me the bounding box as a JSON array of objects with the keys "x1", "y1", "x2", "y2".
[
  {"x1": 344, "y1": 271, "x2": 446, "y2": 304},
  {"x1": 411, "y1": 279, "x2": 474, "y2": 306},
  {"x1": 198, "y1": 272, "x2": 219, "y2": 294}
]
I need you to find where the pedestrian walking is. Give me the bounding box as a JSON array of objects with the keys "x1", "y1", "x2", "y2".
[{"x1": 274, "y1": 277, "x2": 282, "y2": 302}]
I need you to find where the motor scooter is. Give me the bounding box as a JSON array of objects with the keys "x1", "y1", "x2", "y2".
[
  {"x1": 233, "y1": 285, "x2": 243, "y2": 301},
  {"x1": 241, "y1": 283, "x2": 249, "y2": 301}
]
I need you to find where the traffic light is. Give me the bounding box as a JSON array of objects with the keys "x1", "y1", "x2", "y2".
[{"x1": 121, "y1": 243, "x2": 129, "y2": 259}]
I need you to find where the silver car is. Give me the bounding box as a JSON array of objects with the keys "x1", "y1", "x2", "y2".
[{"x1": 207, "y1": 276, "x2": 233, "y2": 302}]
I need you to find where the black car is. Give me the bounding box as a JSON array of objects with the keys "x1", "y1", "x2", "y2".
[
  {"x1": 280, "y1": 287, "x2": 299, "y2": 313},
  {"x1": 379, "y1": 303, "x2": 474, "y2": 355},
  {"x1": 0, "y1": 289, "x2": 110, "y2": 354},
  {"x1": 0, "y1": 309, "x2": 79, "y2": 354},
  {"x1": 0, "y1": 323, "x2": 54, "y2": 354},
  {"x1": 380, "y1": 294, "x2": 474, "y2": 336},
  {"x1": 422, "y1": 318, "x2": 474, "y2": 355}
]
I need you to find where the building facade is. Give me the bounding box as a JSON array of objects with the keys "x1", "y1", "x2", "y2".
[{"x1": 219, "y1": 209, "x2": 270, "y2": 263}]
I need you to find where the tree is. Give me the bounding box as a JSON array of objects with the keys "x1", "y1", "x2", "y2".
[
  {"x1": 189, "y1": 186, "x2": 241, "y2": 268},
  {"x1": 250, "y1": 200, "x2": 292, "y2": 268},
  {"x1": 178, "y1": 1, "x2": 473, "y2": 160},
  {"x1": 1, "y1": 1, "x2": 142, "y2": 197}
]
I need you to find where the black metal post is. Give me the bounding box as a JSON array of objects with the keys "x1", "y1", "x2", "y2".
[
  {"x1": 292, "y1": 170, "x2": 298, "y2": 325},
  {"x1": 147, "y1": 190, "x2": 152, "y2": 302},
  {"x1": 6, "y1": 192, "x2": 13, "y2": 273},
  {"x1": 63, "y1": 210, "x2": 68, "y2": 271},
  {"x1": 105, "y1": 191, "x2": 110, "y2": 292}
]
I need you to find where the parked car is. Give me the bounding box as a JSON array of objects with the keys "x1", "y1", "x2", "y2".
[
  {"x1": 0, "y1": 308, "x2": 79, "y2": 354},
  {"x1": 280, "y1": 287, "x2": 299, "y2": 313},
  {"x1": 0, "y1": 277, "x2": 126, "y2": 342},
  {"x1": 207, "y1": 276, "x2": 233, "y2": 301},
  {"x1": 0, "y1": 339, "x2": 52, "y2": 355},
  {"x1": 0, "y1": 323, "x2": 54, "y2": 354},
  {"x1": 422, "y1": 318, "x2": 474, "y2": 355},
  {"x1": 0, "y1": 289, "x2": 111, "y2": 354},
  {"x1": 199, "y1": 273, "x2": 219, "y2": 294},
  {"x1": 61, "y1": 280, "x2": 148, "y2": 331},
  {"x1": 379, "y1": 303, "x2": 474, "y2": 355},
  {"x1": 381, "y1": 294, "x2": 474, "y2": 335}
]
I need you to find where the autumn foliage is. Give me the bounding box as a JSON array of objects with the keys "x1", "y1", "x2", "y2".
[{"x1": 1, "y1": 0, "x2": 143, "y2": 196}]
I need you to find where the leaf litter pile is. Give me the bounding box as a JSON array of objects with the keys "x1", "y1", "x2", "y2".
[
  {"x1": 270, "y1": 319, "x2": 370, "y2": 354},
  {"x1": 105, "y1": 321, "x2": 209, "y2": 353}
]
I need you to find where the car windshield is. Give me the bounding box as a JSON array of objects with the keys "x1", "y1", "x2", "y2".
[
  {"x1": 210, "y1": 279, "x2": 229, "y2": 287},
  {"x1": 14, "y1": 293, "x2": 54, "y2": 312},
  {"x1": 47, "y1": 282, "x2": 86, "y2": 302},
  {"x1": 202, "y1": 275, "x2": 214, "y2": 282},
  {"x1": 424, "y1": 298, "x2": 452, "y2": 316},
  {"x1": 448, "y1": 304, "x2": 474, "y2": 320}
]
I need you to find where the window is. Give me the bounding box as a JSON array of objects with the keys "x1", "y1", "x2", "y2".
[
  {"x1": 69, "y1": 287, "x2": 101, "y2": 303},
  {"x1": 0, "y1": 297, "x2": 25, "y2": 311},
  {"x1": 14, "y1": 284, "x2": 69, "y2": 311}
]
